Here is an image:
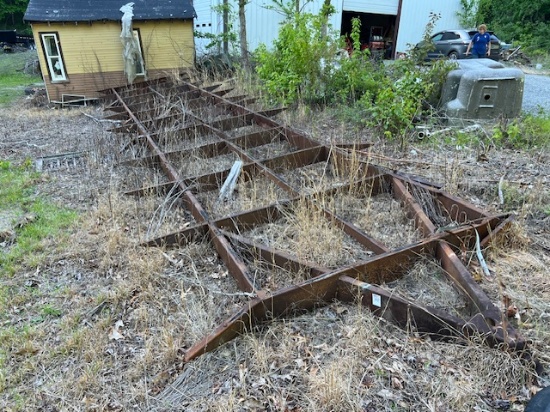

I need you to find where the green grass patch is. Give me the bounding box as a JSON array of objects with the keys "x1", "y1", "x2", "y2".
[
  {"x1": 0, "y1": 160, "x2": 78, "y2": 277},
  {"x1": 0, "y1": 50, "x2": 43, "y2": 106},
  {"x1": 492, "y1": 110, "x2": 550, "y2": 149},
  {"x1": 423, "y1": 109, "x2": 550, "y2": 152}
]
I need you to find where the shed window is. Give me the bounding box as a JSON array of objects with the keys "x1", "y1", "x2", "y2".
[
  {"x1": 41, "y1": 33, "x2": 67, "y2": 82},
  {"x1": 133, "y1": 30, "x2": 145, "y2": 76}
]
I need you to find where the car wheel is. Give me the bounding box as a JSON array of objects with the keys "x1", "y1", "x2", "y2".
[{"x1": 448, "y1": 51, "x2": 459, "y2": 60}]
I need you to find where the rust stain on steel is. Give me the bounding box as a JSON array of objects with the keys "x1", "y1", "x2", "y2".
[
  {"x1": 110, "y1": 79, "x2": 531, "y2": 368},
  {"x1": 183, "y1": 220, "x2": 514, "y2": 361},
  {"x1": 112, "y1": 88, "x2": 258, "y2": 294},
  {"x1": 219, "y1": 228, "x2": 330, "y2": 278}
]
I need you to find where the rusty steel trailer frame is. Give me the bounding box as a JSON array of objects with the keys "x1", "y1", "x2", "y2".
[{"x1": 105, "y1": 78, "x2": 532, "y2": 366}]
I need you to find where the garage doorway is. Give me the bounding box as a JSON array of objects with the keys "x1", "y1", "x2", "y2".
[{"x1": 340, "y1": 11, "x2": 397, "y2": 59}]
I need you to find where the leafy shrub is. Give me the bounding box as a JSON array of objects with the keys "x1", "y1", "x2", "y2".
[
  {"x1": 255, "y1": 11, "x2": 339, "y2": 104},
  {"x1": 492, "y1": 109, "x2": 550, "y2": 149},
  {"x1": 254, "y1": 9, "x2": 453, "y2": 142}
]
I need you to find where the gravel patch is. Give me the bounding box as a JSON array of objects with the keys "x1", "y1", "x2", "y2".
[{"x1": 523, "y1": 74, "x2": 550, "y2": 114}]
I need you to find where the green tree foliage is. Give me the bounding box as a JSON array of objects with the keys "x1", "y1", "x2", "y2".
[
  {"x1": 456, "y1": 0, "x2": 479, "y2": 28},
  {"x1": 477, "y1": 0, "x2": 550, "y2": 52},
  {"x1": 0, "y1": 0, "x2": 30, "y2": 33},
  {"x1": 254, "y1": 8, "x2": 340, "y2": 103},
  {"x1": 255, "y1": 9, "x2": 453, "y2": 141}
]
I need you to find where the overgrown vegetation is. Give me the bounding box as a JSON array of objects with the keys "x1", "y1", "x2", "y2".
[
  {"x1": 0, "y1": 50, "x2": 41, "y2": 106},
  {"x1": 493, "y1": 109, "x2": 550, "y2": 149},
  {"x1": 255, "y1": 11, "x2": 453, "y2": 141},
  {"x1": 254, "y1": 8, "x2": 339, "y2": 104},
  {"x1": 476, "y1": 0, "x2": 550, "y2": 54}
]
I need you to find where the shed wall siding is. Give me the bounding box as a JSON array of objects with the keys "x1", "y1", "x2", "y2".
[
  {"x1": 342, "y1": 0, "x2": 398, "y2": 15},
  {"x1": 32, "y1": 20, "x2": 194, "y2": 101},
  {"x1": 41, "y1": 69, "x2": 170, "y2": 102},
  {"x1": 194, "y1": 0, "x2": 460, "y2": 54},
  {"x1": 396, "y1": 0, "x2": 461, "y2": 52},
  {"x1": 136, "y1": 21, "x2": 195, "y2": 69}
]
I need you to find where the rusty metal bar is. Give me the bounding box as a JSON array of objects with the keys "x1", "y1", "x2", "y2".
[
  {"x1": 112, "y1": 79, "x2": 529, "y2": 367},
  {"x1": 230, "y1": 127, "x2": 284, "y2": 149},
  {"x1": 479, "y1": 215, "x2": 515, "y2": 248},
  {"x1": 183, "y1": 215, "x2": 517, "y2": 361},
  {"x1": 221, "y1": 229, "x2": 329, "y2": 278},
  {"x1": 337, "y1": 275, "x2": 468, "y2": 339},
  {"x1": 112, "y1": 88, "x2": 258, "y2": 294},
  {"x1": 143, "y1": 224, "x2": 207, "y2": 247}
]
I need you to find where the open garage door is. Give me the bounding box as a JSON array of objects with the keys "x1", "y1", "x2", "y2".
[
  {"x1": 342, "y1": 0, "x2": 399, "y2": 15},
  {"x1": 340, "y1": 10, "x2": 398, "y2": 59}
]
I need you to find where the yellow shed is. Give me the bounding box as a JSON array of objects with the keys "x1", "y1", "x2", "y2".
[{"x1": 24, "y1": 0, "x2": 196, "y2": 103}]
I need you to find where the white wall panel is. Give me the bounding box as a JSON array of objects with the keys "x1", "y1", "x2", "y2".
[
  {"x1": 235, "y1": 0, "x2": 342, "y2": 52},
  {"x1": 396, "y1": 0, "x2": 461, "y2": 53},
  {"x1": 193, "y1": 0, "x2": 462, "y2": 56},
  {"x1": 343, "y1": 0, "x2": 398, "y2": 15},
  {"x1": 243, "y1": 1, "x2": 285, "y2": 51},
  {"x1": 193, "y1": 0, "x2": 219, "y2": 55}
]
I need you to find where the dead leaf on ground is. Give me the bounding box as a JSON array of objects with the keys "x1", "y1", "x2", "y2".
[{"x1": 109, "y1": 320, "x2": 124, "y2": 340}]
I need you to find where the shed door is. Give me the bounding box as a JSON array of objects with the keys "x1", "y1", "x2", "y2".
[{"x1": 343, "y1": 0, "x2": 399, "y2": 15}]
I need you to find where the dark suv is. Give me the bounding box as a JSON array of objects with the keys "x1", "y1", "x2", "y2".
[{"x1": 418, "y1": 29, "x2": 502, "y2": 60}]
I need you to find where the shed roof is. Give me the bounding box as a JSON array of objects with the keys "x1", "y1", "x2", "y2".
[{"x1": 24, "y1": 0, "x2": 196, "y2": 23}]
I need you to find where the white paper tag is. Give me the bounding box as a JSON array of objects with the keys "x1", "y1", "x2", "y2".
[{"x1": 372, "y1": 294, "x2": 381, "y2": 308}]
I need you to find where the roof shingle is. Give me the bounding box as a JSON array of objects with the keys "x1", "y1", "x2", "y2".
[{"x1": 24, "y1": 0, "x2": 196, "y2": 23}]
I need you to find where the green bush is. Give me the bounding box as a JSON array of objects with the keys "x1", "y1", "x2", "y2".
[
  {"x1": 255, "y1": 11, "x2": 339, "y2": 104},
  {"x1": 492, "y1": 110, "x2": 550, "y2": 149},
  {"x1": 254, "y1": 9, "x2": 453, "y2": 142}
]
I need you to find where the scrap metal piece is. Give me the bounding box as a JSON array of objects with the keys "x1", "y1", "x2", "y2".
[{"x1": 110, "y1": 77, "x2": 532, "y2": 371}]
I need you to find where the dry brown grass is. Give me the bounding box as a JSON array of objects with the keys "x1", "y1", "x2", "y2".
[
  {"x1": 1, "y1": 90, "x2": 549, "y2": 411},
  {"x1": 156, "y1": 304, "x2": 535, "y2": 411},
  {"x1": 385, "y1": 257, "x2": 470, "y2": 318}
]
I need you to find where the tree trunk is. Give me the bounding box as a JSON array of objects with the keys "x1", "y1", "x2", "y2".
[
  {"x1": 223, "y1": 0, "x2": 229, "y2": 54},
  {"x1": 238, "y1": 0, "x2": 250, "y2": 70},
  {"x1": 320, "y1": 0, "x2": 332, "y2": 39}
]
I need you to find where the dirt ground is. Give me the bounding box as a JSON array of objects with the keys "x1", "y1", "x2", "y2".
[{"x1": 0, "y1": 92, "x2": 549, "y2": 411}]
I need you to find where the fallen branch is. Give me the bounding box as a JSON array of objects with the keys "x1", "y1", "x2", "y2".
[
  {"x1": 498, "y1": 176, "x2": 505, "y2": 205},
  {"x1": 81, "y1": 111, "x2": 122, "y2": 124}
]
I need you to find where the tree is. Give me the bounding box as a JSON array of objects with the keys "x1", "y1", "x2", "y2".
[
  {"x1": 254, "y1": 6, "x2": 338, "y2": 103},
  {"x1": 238, "y1": 0, "x2": 250, "y2": 70},
  {"x1": 456, "y1": 0, "x2": 478, "y2": 28},
  {"x1": 0, "y1": 0, "x2": 30, "y2": 33},
  {"x1": 477, "y1": 0, "x2": 550, "y2": 52}
]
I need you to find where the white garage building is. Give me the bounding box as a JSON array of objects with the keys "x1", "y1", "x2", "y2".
[{"x1": 193, "y1": 0, "x2": 462, "y2": 57}]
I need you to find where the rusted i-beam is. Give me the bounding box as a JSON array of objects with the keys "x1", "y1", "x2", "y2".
[{"x1": 111, "y1": 78, "x2": 531, "y2": 368}]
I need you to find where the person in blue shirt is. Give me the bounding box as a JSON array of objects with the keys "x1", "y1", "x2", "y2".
[{"x1": 465, "y1": 24, "x2": 491, "y2": 58}]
